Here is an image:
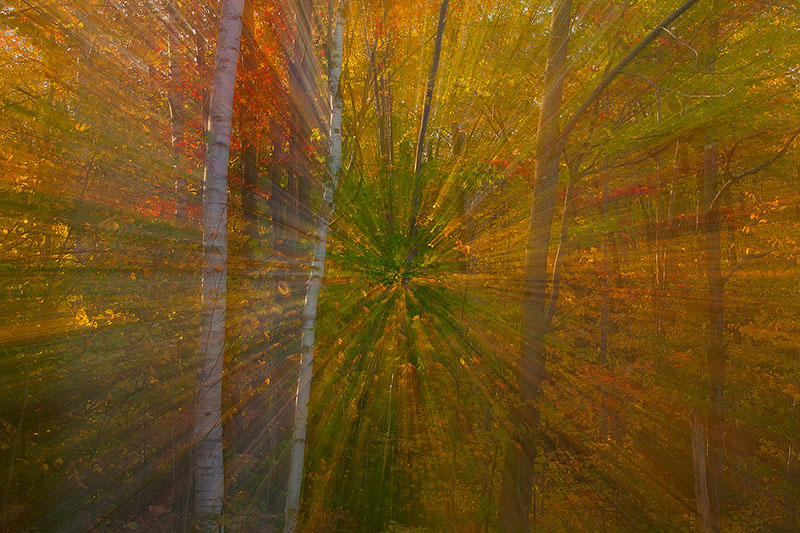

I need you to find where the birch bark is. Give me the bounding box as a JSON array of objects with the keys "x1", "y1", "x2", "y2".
[
  {"x1": 194, "y1": 0, "x2": 244, "y2": 529},
  {"x1": 283, "y1": 1, "x2": 348, "y2": 530}
]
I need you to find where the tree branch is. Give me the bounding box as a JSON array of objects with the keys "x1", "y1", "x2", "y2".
[
  {"x1": 557, "y1": 0, "x2": 702, "y2": 151},
  {"x1": 708, "y1": 128, "x2": 800, "y2": 211},
  {"x1": 621, "y1": 70, "x2": 734, "y2": 99},
  {"x1": 722, "y1": 248, "x2": 778, "y2": 285},
  {"x1": 545, "y1": 152, "x2": 581, "y2": 327}
]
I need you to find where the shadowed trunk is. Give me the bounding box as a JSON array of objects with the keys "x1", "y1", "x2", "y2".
[
  {"x1": 695, "y1": 135, "x2": 725, "y2": 533},
  {"x1": 499, "y1": 1, "x2": 571, "y2": 530},
  {"x1": 692, "y1": 11, "x2": 724, "y2": 532},
  {"x1": 499, "y1": 2, "x2": 702, "y2": 529},
  {"x1": 404, "y1": 0, "x2": 449, "y2": 285}
]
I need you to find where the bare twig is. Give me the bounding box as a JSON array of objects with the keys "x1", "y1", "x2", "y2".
[
  {"x1": 558, "y1": 0, "x2": 702, "y2": 150},
  {"x1": 621, "y1": 70, "x2": 734, "y2": 99},
  {"x1": 709, "y1": 128, "x2": 800, "y2": 211},
  {"x1": 722, "y1": 248, "x2": 778, "y2": 285}
]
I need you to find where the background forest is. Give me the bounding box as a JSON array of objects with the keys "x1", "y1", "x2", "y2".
[{"x1": 2, "y1": 0, "x2": 800, "y2": 531}]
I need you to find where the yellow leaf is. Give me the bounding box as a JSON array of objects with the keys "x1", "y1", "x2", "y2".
[
  {"x1": 278, "y1": 281, "x2": 290, "y2": 296},
  {"x1": 97, "y1": 217, "x2": 119, "y2": 232}
]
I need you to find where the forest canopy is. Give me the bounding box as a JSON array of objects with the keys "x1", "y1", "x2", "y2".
[{"x1": 2, "y1": 0, "x2": 800, "y2": 531}]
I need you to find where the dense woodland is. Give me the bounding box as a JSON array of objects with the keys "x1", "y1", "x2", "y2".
[{"x1": 2, "y1": 0, "x2": 800, "y2": 531}]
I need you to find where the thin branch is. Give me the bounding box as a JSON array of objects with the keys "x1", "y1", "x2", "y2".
[
  {"x1": 545, "y1": 153, "x2": 580, "y2": 327},
  {"x1": 722, "y1": 248, "x2": 778, "y2": 285},
  {"x1": 621, "y1": 70, "x2": 734, "y2": 99},
  {"x1": 709, "y1": 128, "x2": 800, "y2": 211},
  {"x1": 661, "y1": 27, "x2": 700, "y2": 68},
  {"x1": 557, "y1": 0, "x2": 702, "y2": 151}
]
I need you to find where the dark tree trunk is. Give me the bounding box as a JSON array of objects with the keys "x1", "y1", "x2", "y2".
[
  {"x1": 700, "y1": 137, "x2": 725, "y2": 533},
  {"x1": 404, "y1": 0, "x2": 449, "y2": 285},
  {"x1": 693, "y1": 11, "x2": 724, "y2": 531}
]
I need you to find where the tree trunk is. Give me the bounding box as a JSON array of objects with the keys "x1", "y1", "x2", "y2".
[
  {"x1": 367, "y1": 15, "x2": 395, "y2": 238},
  {"x1": 166, "y1": 3, "x2": 188, "y2": 222},
  {"x1": 283, "y1": 1, "x2": 348, "y2": 530},
  {"x1": 700, "y1": 137, "x2": 725, "y2": 533},
  {"x1": 694, "y1": 11, "x2": 724, "y2": 532},
  {"x1": 193, "y1": 0, "x2": 244, "y2": 529},
  {"x1": 499, "y1": 1, "x2": 571, "y2": 531},
  {"x1": 286, "y1": 0, "x2": 314, "y2": 252},
  {"x1": 495, "y1": 3, "x2": 702, "y2": 529},
  {"x1": 269, "y1": 156, "x2": 287, "y2": 286},
  {"x1": 273, "y1": 1, "x2": 315, "y2": 443},
  {"x1": 691, "y1": 413, "x2": 713, "y2": 533},
  {"x1": 657, "y1": 137, "x2": 686, "y2": 339},
  {"x1": 600, "y1": 179, "x2": 611, "y2": 365},
  {"x1": 195, "y1": 28, "x2": 210, "y2": 138},
  {"x1": 404, "y1": 0, "x2": 449, "y2": 285},
  {"x1": 787, "y1": 398, "x2": 800, "y2": 529},
  {"x1": 544, "y1": 153, "x2": 579, "y2": 328},
  {"x1": 240, "y1": 0, "x2": 259, "y2": 257}
]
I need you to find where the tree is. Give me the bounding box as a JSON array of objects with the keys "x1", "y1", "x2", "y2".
[
  {"x1": 501, "y1": 1, "x2": 701, "y2": 530},
  {"x1": 404, "y1": 0, "x2": 450, "y2": 285},
  {"x1": 284, "y1": 0, "x2": 349, "y2": 530},
  {"x1": 193, "y1": 0, "x2": 245, "y2": 529},
  {"x1": 239, "y1": 0, "x2": 259, "y2": 255},
  {"x1": 165, "y1": 1, "x2": 188, "y2": 222},
  {"x1": 4, "y1": 0, "x2": 800, "y2": 530},
  {"x1": 499, "y1": 2, "x2": 572, "y2": 530}
]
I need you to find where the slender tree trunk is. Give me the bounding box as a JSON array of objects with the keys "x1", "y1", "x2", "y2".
[
  {"x1": 240, "y1": 0, "x2": 259, "y2": 257},
  {"x1": 164, "y1": 9, "x2": 193, "y2": 525},
  {"x1": 657, "y1": 137, "x2": 685, "y2": 338},
  {"x1": 787, "y1": 398, "x2": 800, "y2": 529},
  {"x1": 167, "y1": 4, "x2": 188, "y2": 222},
  {"x1": 699, "y1": 136, "x2": 725, "y2": 533},
  {"x1": 499, "y1": 1, "x2": 571, "y2": 531},
  {"x1": 368, "y1": 17, "x2": 396, "y2": 239},
  {"x1": 195, "y1": 28, "x2": 210, "y2": 137},
  {"x1": 273, "y1": 0, "x2": 316, "y2": 517},
  {"x1": 287, "y1": 0, "x2": 314, "y2": 253},
  {"x1": 691, "y1": 413, "x2": 713, "y2": 532},
  {"x1": 193, "y1": 0, "x2": 244, "y2": 529},
  {"x1": 692, "y1": 11, "x2": 724, "y2": 532},
  {"x1": 404, "y1": 0, "x2": 449, "y2": 285},
  {"x1": 283, "y1": 1, "x2": 348, "y2": 530},
  {"x1": 544, "y1": 153, "x2": 579, "y2": 328},
  {"x1": 600, "y1": 179, "x2": 611, "y2": 365},
  {"x1": 269, "y1": 156, "x2": 287, "y2": 284}
]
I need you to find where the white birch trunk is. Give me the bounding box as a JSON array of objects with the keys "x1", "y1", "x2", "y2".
[
  {"x1": 194, "y1": 0, "x2": 244, "y2": 530},
  {"x1": 283, "y1": 1, "x2": 348, "y2": 530}
]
